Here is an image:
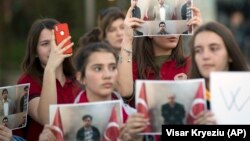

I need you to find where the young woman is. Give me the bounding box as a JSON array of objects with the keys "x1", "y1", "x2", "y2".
[
  {"x1": 98, "y1": 7, "x2": 125, "y2": 53},
  {"x1": 37, "y1": 28, "x2": 144, "y2": 141},
  {"x1": 189, "y1": 21, "x2": 249, "y2": 124},
  {"x1": 15, "y1": 18, "x2": 82, "y2": 140},
  {"x1": 76, "y1": 29, "x2": 144, "y2": 141},
  {"x1": 74, "y1": 29, "x2": 136, "y2": 122},
  {"x1": 117, "y1": 5, "x2": 203, "y2": 107}
]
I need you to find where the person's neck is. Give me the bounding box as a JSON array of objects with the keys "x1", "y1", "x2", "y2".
[
  {"x1": 86, "y1": 90, "x2": 112, "y2": 102},
  {"x1": 84, "y1": 126, "x2": 91, "y2": 130},
  {"x1": 153, "y1": 46, "x2": 172, "y2": 56}
]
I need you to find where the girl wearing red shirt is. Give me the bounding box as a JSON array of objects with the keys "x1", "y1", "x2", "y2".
[
  {"x1": 38, "y1": 29, "x2": 142, "y2": 141},
  {"x1": 118, "y1": 5, "x2": 202, "y2": 108},
  {"x1": 73, "y1": 30, "x2": 136, "y2": 123},
  {"x1": 15, "y1": 18, "x2": 82, "y2": 141},
  {"x1": 189, "y1": 22, "x2": 249, "y2": 124}
]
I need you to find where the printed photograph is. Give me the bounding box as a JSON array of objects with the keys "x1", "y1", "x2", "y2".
[
  {"x1": 0, "y1": 83, "x2": 29, "y2": 129},
  {"x1": 50, "y1": 100, "x2": 123, "y2": 141},
  {"x1": 132, "y1": 0, "x2": 193, "y2": 36},
  {"x1": 210, "y1": 72, "x2": 250, "y2": 124},
  {"x1": 135, "y1": 79, "x2": 206, "y2": 134}
]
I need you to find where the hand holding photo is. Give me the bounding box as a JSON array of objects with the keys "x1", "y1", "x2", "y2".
[
  {"x1": 135, "y1": 79, "x2": 206, "y2": 134},
  {"x1": 131, "y1": 0, "x2": 194, "y2": 36},
  {"x1": 0, "y1": 83, "x2": 30, "y2": 130},
  {"x1": 50, "y1": 100, "x2": 123, "y2": 141}
]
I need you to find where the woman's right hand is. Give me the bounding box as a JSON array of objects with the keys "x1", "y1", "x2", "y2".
[
  {"x1": 39, "y1": 124, "x2": 57, "y2": 141},
  {"x1": 45, "y1": 30, "x2": 73, "y2": 72},
  {"x1": 194, "y1": 111, "x2": 217, "y2": 125},
  {"x1": 123, "y1": 5, "x2": 144, "y2": 42}
]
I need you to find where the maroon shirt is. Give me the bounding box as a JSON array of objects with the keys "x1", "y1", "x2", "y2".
[
  {"x1": 126, "y1": 57, "x2": 191, "y2": 107},
  {"x1": 13, "y1": 74, "x2": 82, "y2": 141}
]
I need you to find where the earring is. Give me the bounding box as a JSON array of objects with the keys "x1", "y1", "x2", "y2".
[{"x1": 229, "y1": 58, "x2": 233, "y2": 63}]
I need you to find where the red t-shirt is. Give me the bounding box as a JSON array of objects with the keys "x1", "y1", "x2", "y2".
[
  {"x1": 13, "y1": 74, "x2": 82, "y2": 141},
  {"x1": 133, "y1": 57, "x2": 190, "y2": 80},
  {"x1": 127, "y1": 57, "x2": 191, "y2": 108},
  {"x1": 75, "y1": 91, "x2": 129, "y2": 123}
]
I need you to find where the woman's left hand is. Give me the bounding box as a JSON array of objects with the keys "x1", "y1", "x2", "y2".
[{"x1": 187, "y1": 6, "x2": 203, "y2": 28}]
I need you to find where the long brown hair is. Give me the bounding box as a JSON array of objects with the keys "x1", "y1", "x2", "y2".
[
  {"x1": 189, "y1": 21, "x2": 249, "y2": 79},
  {"x1": 132, "y1": 36, "x2": 186, "y2": 79},
  {"x1": 21, "y1": 18, "x2": 76, "y2": 84}
]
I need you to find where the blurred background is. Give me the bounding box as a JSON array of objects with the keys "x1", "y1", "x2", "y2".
[{"x1": 1, "y1": 0, "x2": 250, "y2": 86}]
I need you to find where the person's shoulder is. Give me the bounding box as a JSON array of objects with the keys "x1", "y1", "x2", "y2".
[
  {"x1": 176, "y1": 102, "x2": 184, "y2": 107},
  {"x1": 17, "y1": 73, "x2": 38, "y2": 85},
  {"x1": 92, "y1": 126, "x2": 99, "y2": 131},
  {"x1": 161, "y1": 103, "x2": 168, "y2": 107}
]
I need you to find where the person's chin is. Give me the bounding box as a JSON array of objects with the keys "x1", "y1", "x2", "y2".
[
  {"x1": 113, "y1": 44, "x2": 121, "y2": 49},
  {"x1": 100, "y1": 89, "x2": 113, "y2": 96}
]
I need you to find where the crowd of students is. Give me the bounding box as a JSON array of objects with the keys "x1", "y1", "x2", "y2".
[{"x1": 1, "y1": 2, "x2": 249, "y2": 141}]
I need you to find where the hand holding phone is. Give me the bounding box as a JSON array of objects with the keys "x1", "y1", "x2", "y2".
[{"x1": 54, "y1": 23, "x2": 73, "y2": 54}]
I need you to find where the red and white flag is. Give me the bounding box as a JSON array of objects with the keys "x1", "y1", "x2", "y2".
[
  {"x1": 103, "y1": 106, "x2": 120, "y2": 141},
  {"x1": 186, "y1": 82, "x2": 206, "y2": 124},
  {"x1": 136, "y1": 82, "x2": 151, "y2": 132},
  {"x1": 52, "y1": 107, "x2": 64, "y2": 141}
]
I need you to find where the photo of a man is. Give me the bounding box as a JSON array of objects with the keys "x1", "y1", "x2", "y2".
[
  {"x1": 161, "y1": 94, "x2": 186, "y2": 125},
  {"x1": 20, "y1": 86, "x2": 28, "y2": 112},
  {"x1": 131, "y1": 0, "x2": 141, "y2": 19},
  {"x1": 0, "y1": 89, "x2": 15, "y2": 116},
  {"x1": 76, "y1": 115, "x2": 101, "y2": 141},
  {"x1": 153, "y1": 0, "x2": 175, "y2": 21},
  {"x1": 157, "y1": 21, "x2": 169, "y2": 35}
]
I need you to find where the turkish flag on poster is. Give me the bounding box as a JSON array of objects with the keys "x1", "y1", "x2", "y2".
[
  {"x1": 186, "y1": 82, "x2": 206, "y2": 124},
  {"x1": 52, "y1": 107, "x2": 64, "y2": 141},
  {"x1": 136, "y1": 82, "x2": 151, "y2": 132},
  {"x1": 103, "y1": 106, "x2": 120, "y2": 141}
]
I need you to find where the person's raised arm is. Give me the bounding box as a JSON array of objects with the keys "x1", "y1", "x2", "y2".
[
  {"x1": 116, "y1": 5, "x2": 144, "y2": 98},
  {"x1": 29, "y1": 31, "x2": 73, "y2": 125}
]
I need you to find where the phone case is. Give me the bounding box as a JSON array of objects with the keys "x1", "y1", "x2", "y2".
[{"x1": 54, "y1": 23, "x2": 72, "y2": 54}]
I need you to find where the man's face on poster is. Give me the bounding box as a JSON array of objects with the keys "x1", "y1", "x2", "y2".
[{"x1": 83, "y1": 117, "x2": 92, "y2": 128}]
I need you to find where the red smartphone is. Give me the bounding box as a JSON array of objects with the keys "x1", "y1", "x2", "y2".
[{"x1": 54, "y1": 23, "x2": 73, "y2": 54}]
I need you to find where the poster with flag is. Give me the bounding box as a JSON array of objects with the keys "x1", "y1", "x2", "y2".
[
  {"x1": 186, "y1": 82, "x2": 206, "y2": 124},
  {"x1": 50, "y1": 100, "x2": 122, "y2": 141},
  {"x1": 136, "y1": 82, "x2": 152, "y2": 133},
  {"x1": 52, "y1": 107, "x2": 64, "y2": 141},
  {"x1": 135, "y1": 79, "x2": 206, "y2": 134},
  {"x1": 103, "y1": 106, "x2": 120, "y2": 141}
]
